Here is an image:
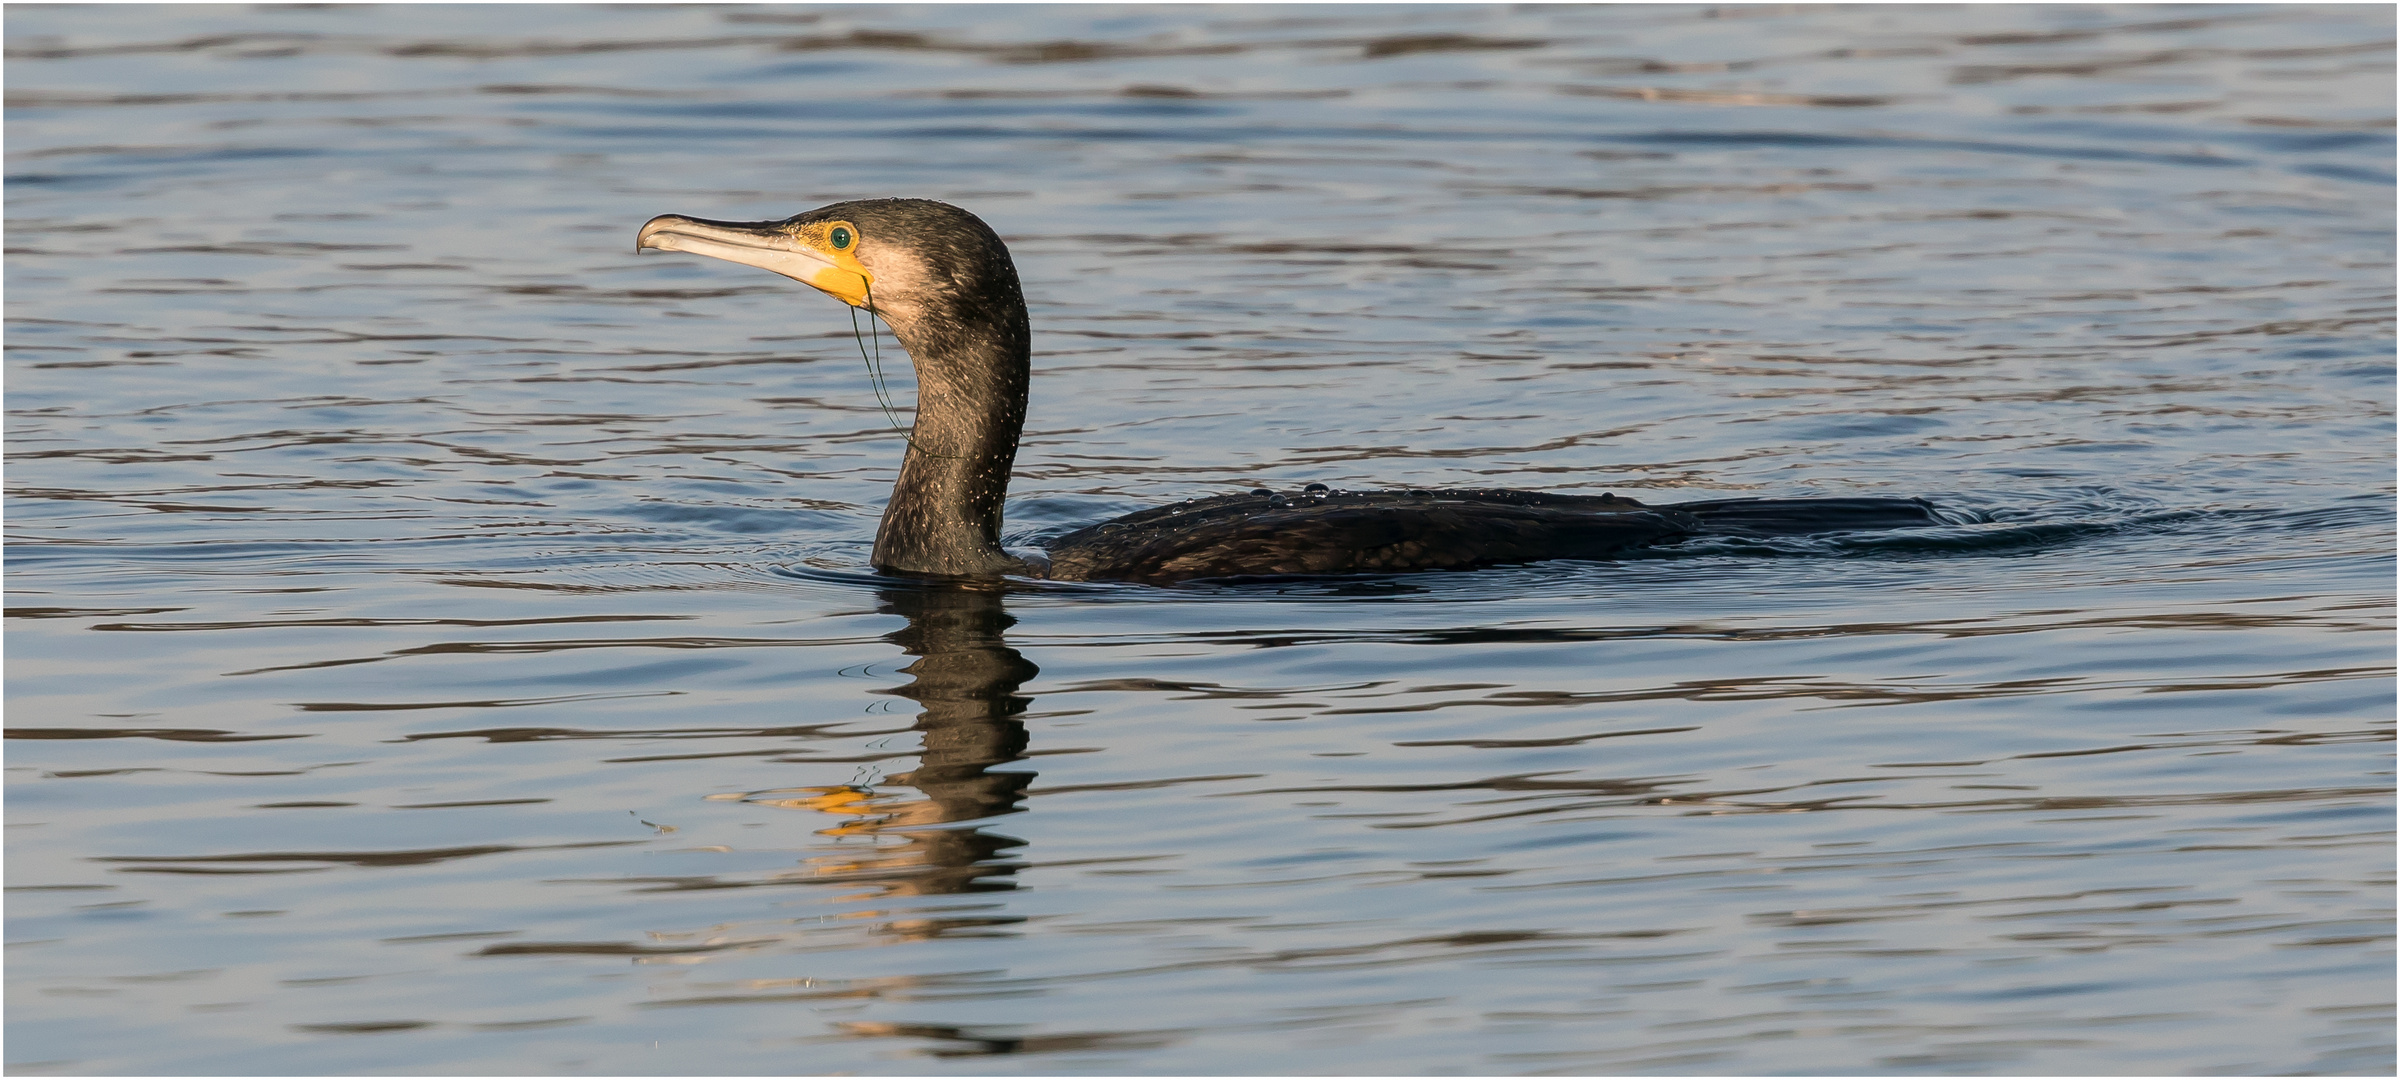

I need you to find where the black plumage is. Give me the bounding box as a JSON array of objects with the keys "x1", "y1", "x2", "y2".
[{"x1": 1043, "y1": 489, "x2": 1687, "y2": 582}]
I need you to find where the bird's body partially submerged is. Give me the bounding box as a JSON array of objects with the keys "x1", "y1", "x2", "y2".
[
  {"x1": 637, "y1": 198, "x2": 1943, "y2": 584},
  {"x1": 1041, "y1": 488, "x2": 1684, "y2": 583}
]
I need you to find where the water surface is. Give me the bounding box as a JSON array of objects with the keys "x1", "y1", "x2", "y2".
[{"x1": 7, "y1": 4, "x2": 2394, "y2": 1074}]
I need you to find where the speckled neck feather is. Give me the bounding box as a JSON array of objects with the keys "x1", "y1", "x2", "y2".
[{"x1": 855, "y1": 202, "x2": 1033, "y2": 577}]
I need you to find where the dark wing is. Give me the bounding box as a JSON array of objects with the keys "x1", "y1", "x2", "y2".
[{"x1": 1044, "y1": 490, "x2": 1694, "y2": 583}]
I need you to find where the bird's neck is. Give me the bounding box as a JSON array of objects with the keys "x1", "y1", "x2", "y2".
[{"x1": 871, "y1": 297, "x2": 1031, "y2": 577}]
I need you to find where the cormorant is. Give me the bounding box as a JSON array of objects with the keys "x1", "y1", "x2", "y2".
[{"x1": 636, "y1": 198, "x2": 1940, "y2": 583}]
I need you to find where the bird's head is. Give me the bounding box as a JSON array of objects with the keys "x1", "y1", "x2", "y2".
[{"x1": 635, "y1": 198, "x2": 1022, "y2": 339}]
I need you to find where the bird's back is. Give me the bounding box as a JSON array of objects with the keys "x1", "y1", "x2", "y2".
[{"x1": 1042, "y1": 488, "x2": 1695, "y2": 583}]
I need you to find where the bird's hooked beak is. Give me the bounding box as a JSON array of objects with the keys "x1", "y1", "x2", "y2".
[{"x1": 635, "y1": 214, "x2": 874, "y2": 308}]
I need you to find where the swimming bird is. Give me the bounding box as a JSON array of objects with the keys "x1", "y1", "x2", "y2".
[{"x1": 636, "y1": 198, "x2": 1940, "y2": 583}]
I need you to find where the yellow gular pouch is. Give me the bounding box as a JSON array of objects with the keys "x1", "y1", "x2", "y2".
[{"x1": 791, "y1": 219, "x2": 874, "y2": 308}]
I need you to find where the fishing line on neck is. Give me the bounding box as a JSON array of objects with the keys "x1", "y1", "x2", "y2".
[
  {"x1": 850, "y1": 281, "x2": 958, "y2": 459},
  {"x1": 851, "y1": 281, "x2": 905, "y2": 432}
]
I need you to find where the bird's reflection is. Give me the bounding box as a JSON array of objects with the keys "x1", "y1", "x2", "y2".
[{"x1": 758, "y1": 582, "x2": 1038, "y2": 906}]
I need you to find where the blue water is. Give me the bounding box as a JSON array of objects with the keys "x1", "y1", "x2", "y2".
[{"x1": 7, "y1": 4, "x2": 2392, "y2": 1074}]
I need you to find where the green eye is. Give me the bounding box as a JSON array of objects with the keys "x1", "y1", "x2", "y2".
[{"x1": 829, "y1": 226, "x2": 852, "y2": 250}]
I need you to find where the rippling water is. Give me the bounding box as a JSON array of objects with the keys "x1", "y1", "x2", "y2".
[{"x1": 7, "y1": 4, "x2": 2394, "y2": 1074}]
